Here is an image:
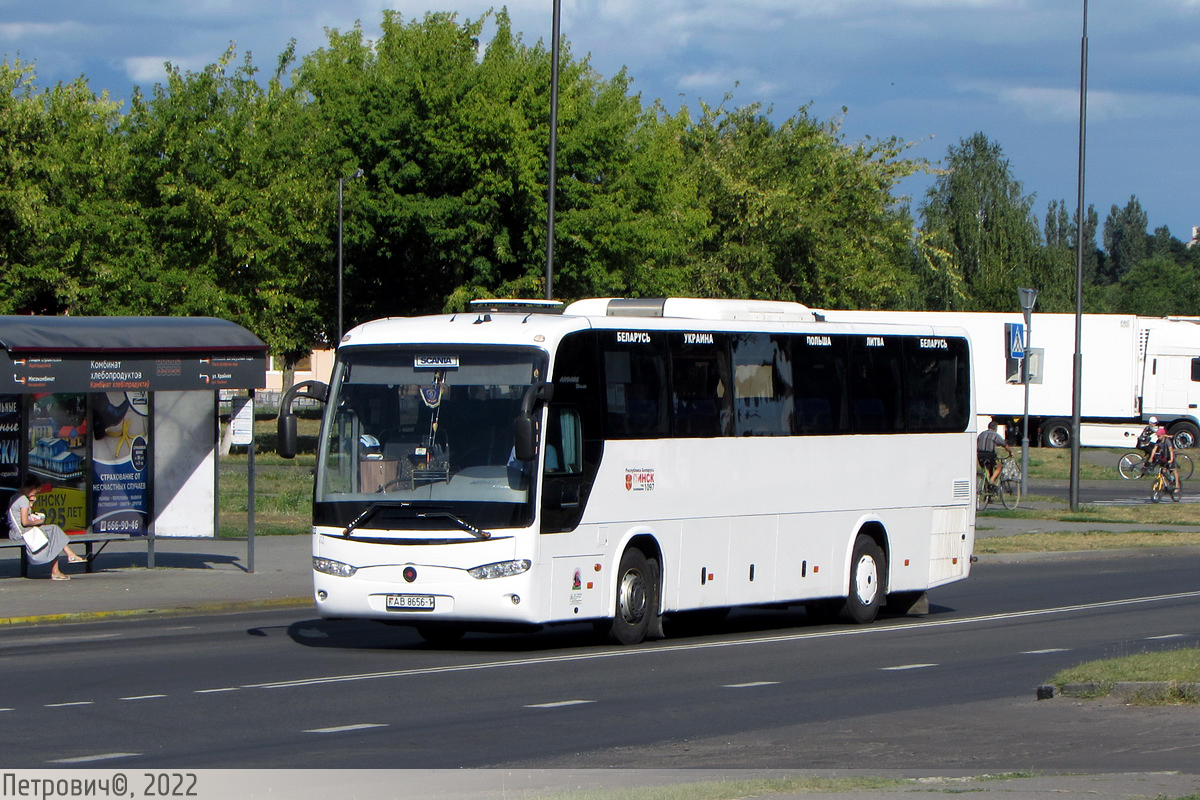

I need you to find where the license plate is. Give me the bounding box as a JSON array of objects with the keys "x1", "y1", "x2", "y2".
[{"x1": 386, "y1": 594, "x2": 435, "y2": 611}]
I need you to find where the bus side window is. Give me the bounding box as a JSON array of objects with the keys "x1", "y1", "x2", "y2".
[
  {"x1": 603, "y1": 335, "x2": 669, "y2": 438},
  {"x1": 793, "y1": 336, "x2": 848, "y2": 435},
  {"x1": 731, "y1": 333, "x2": 793, "y2": 436},
  {"x1": 546, "y1": 408, "x2": 582, "y2": 474},
  {"x1": 904, "y1": 337, "x2": 969, "y2": 433},
  {"x1": 847, "y1": 337, "x2": 903, "y2": 434}
]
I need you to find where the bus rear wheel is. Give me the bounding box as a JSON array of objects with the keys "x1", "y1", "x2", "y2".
[
  {"x1": 598, "y1": 548, "x2": 658, "y2": 645},
  {"x1": 838, "y1": 535, "x2": 886, "y2": 624}
]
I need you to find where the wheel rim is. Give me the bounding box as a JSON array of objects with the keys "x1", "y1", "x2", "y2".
[
  {"x1": 618, "y1": 569, "x2": 647, "y2": 626},
  {"x1": 1119, "y1": 454, "x2": 1141, "y2": 480},
  {"x1": 852, "y1": 554, "x2": 879, "y2": 606}
]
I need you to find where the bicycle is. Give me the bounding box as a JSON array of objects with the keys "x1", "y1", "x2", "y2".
[
  {"x1": 1150, "y1": 462, "x2": 1182, "y2": 503},
  {"x1": 977, "y1": 448, "x2": 1021, "y2": 511},
  {"x1": 1118, "y1": 448, "x2": 1194, "y2": 481}
]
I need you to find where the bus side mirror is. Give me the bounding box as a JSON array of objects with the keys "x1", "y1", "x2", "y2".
[
  {"x1": 514, "y1": 382, "x2": 554, "y2": 461},
  {"x1": 514, "y1": 415, "x2": 536, "y2": 461},
  {"x1": 276, "y1": 380, "x2": 329, "y2": 460},
  {"x1": 278, "y1": 413, "x2": 298, "y2": 459}
]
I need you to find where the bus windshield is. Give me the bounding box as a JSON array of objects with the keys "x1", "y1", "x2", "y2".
[{"x1": 314, "y1": 346, "x2": 547, "y2": 530}]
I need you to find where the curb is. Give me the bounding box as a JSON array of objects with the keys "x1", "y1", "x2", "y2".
[
  {"x1": 1037, "y1": 682, "x2": 1200, "y2": 700},
  {"x1": 0, "y1": 595, "x2": 312, "y2": 628}
]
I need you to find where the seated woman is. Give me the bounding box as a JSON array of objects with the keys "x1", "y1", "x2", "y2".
[{"x1": 7, "y1": 476, "x2": 84, "y2": 580}]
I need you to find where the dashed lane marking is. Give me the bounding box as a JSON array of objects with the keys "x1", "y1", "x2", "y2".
[
  {"x1": 49, "y1": 753, "x2": 140, "y2": 764},
  {"x1": 723, "y1": 681, "x2": 780, "y2": 688},
  {"x1": 304, "y1": 724, "x2": 387, "y2": 733},
  {"x1": 881, "y1": 663, "x2": 937, "y2": 671}
]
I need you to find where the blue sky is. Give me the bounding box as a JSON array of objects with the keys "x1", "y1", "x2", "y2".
[{"x1": 2, "y1": 1, "x2": 1197, "y2": 243}]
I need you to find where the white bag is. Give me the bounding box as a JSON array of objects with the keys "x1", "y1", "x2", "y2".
[{"x1": 22, "y1": 526, "x2": 49, "y2": 553}]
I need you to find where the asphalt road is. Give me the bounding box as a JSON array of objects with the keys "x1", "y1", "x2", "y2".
[{"x1": 3, "y1": 549, "x2": 1199, "y2": 774}]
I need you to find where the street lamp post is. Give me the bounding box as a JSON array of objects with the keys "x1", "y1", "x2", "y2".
[
  {"x1": 1018, "y1": 287, "x2": 1038, "y2": 499},
  {"x1": 337, "y1": 168, "x2": 364, "y2": 341}
]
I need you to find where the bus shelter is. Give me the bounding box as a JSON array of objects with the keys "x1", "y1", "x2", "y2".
[{"x1": 0, "y1": 316, "x2": 266, "y2": 567}]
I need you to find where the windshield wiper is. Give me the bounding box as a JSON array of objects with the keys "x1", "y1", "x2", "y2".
[
  {"x1": 414, "y1": 510, "x2": 491, "y2": 540},
  {"x1": 341, "y1": 502, "x2": 491, "y2": 540}
]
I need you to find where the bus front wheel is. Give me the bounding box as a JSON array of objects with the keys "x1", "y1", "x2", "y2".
[
  {"x1": 599, "y1": 548, "x2": 659, "y2": 645},
  {"x1": 838, "y1": 535, "x2": 886, "y2": 624}
]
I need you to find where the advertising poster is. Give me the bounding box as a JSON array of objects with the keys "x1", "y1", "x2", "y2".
[
  {"x1": 0, "y1": 394, "x2": 20, "y2": 491},
  {"x1": 90, "y1": 391, "x2": 151, "y2": 536},
  {"x1": 26, "y1": 392, "x2": 88, "y2": 532}
]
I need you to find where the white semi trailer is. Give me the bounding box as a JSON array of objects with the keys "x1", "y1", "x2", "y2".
[{"x1": 816, "y1": 309, "x2": 1200, "y2": 449}]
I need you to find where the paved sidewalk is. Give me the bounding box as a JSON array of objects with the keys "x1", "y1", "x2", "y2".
[{"x1": 0, "y1": 534, "x2": 312, "y2": 625}]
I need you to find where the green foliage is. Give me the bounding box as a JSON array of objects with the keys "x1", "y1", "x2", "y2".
[
  {"x1": 0, "y1": 13, "x2": 1195, "y2": 349},
  {"x1": 684, "y1": 102, "x2": 921, "y2": 309},
  {"x1": 917, "y1": 132, "x2": 1042, "y2": 311},
  {"x1": 1102, "y1": 196, "x2": 1150, "y2": 284}
]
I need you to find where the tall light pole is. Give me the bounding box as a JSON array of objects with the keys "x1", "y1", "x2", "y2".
[
  {"x1": 1070, "y1": 0, "x2": 1088, "y2": 510},
  {"x1": 545, "y1": 0, "x2": 561, "y2": 300},
  {"x1": 337, "y1": 168, "x2": 364, "y2": 342},
  {"x1": 1018, "y1": 287, "x2": 1038, "y2": 499}
]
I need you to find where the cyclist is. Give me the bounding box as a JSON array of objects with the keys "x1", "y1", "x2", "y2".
[
  {"x1": 1147, "y1": 425, "x2": 1181, "y2": 492},
  {"x1": 976, "y1": 419, "x2": 1006, "y2": 487}
]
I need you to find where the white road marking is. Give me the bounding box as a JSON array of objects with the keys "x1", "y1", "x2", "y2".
[
  {"x1": 304, "y1": 723, "x2": 387, "y2": 734},
  {"x1": 45, "y1": 701, "x2": 93, "y2": 707},
  {"x1": 1022, "y1": 648, "x2": 1069, "y2": 654},
  {"x1": 241, "y1": 590, "x2": 1200, "y2": 692},
  {"x1": 195, "y1": 687, "x2": 240, "y2": 694},
  {"x1": 723, "y1": 681, "x2": 780, "y2": 688},
  {"x1": 881, "y1": 663, "x2": 936, "y2": 671},
  {"x1": 525, "y1": 700, "x2": 596, "y2": 708},
  {"x1": 120, "y1": 694, "x2": 167, "y2": 701},
  {"x1": 1146, "y1": 633, "x2": 1185, "y2": 640},
  {"x1": 49, "y1": 753, "x2": 140, "y2": 764}
]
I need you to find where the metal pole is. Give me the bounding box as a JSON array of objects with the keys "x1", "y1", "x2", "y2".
[
  {"x1": 336, "y1": 169, "x2": 366, "y2": 341},
  {"x1": 1070, "y1": 0, "x2": 1088, "y2": 511},
  {"x1": 1018, "y1": 287, "x2": 1037, "y2": 500},
  {"x1": 1021, "y1": 310, "x2": 1033, "y2": 499},
  {"x1": 337, "y1": 176, "x2": 344, "y2": 341},
  {"x1": 545, "y1": 0, "x2": 560, "y2": 300},
  {"x1": 247, "y1": 392, "x2": 255, "y2": 574}
]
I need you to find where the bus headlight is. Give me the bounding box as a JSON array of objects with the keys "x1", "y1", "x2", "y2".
[
  {"x1": 468, "y1": 559, "x2": 531, "y2": 580},
  {"x1": 313, "y1": 557, "x2": 357, "y2": 577}
]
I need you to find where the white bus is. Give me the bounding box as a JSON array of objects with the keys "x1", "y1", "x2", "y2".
[{"x1": 277, "y1": 297, "x2": 976, "y2": 645}]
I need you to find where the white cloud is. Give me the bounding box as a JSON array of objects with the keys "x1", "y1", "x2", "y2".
[{"x1": 0, "y1": 22, "x2": 76, "y2": 40}]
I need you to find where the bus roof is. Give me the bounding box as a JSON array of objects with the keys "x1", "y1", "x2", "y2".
[{"x1": 338, "y1": 298, "x2": 969, "y2": 350}]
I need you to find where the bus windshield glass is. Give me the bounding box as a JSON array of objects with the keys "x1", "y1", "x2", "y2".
[{"x1": 315, "y1": 346, "x2": 547, "y2": 530}]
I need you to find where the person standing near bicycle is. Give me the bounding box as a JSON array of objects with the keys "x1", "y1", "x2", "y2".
[
  {"x1": 1148, "y1": 425, "x2": 1181, "y2": 491},
  {"x1": 977, "y1": 419, "x2": 1006, "y2": 487}
]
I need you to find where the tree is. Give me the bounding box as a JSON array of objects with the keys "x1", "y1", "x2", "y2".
[
  {"x1": 684, "y1": 102, "x2": 921, "y2": 309},
  {"x1": 918, "y1": 133, "x2": 1041, "y2": 311},
  {"x1": 1040, "y1": 199, "x2": 1100, "y2": 312},
  {"x1": 0, "y1": 61, "x2": 145, "y2": 315},
  {"x1": 1109, "y1": 253, "x2": 1200, "y2": 316},
  {"x1": 1100, "y1": 196, "x2": 1149, "y2": 284},
  {"x1": 123, "y1": 45, "x2": 329, "y2": 361}
]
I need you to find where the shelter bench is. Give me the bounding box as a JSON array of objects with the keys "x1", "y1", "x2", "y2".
[{"x1": 1, "y1": 533, "x2": 132, "y2": 578}]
